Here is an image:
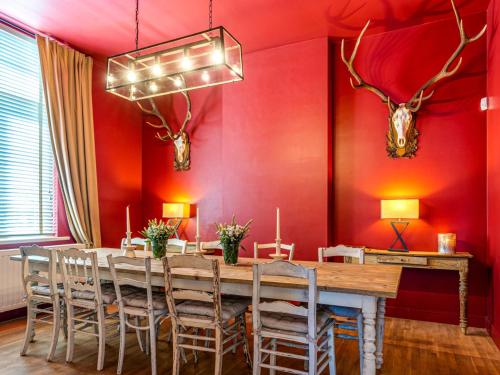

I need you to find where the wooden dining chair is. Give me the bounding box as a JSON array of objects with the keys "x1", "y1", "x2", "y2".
[
  {"x1": 318, "y1": 245, "x2": 365, "y2": 375},
  {"x1": 57, "y1": 248, "x2": 119, "y2": 371},
  {"x1": 167, "y1": 238, "x2": 188, "y2": 254},
  {"x1": 252, "y1": 260, "x2": 336, "y2": 375},
  {"x1": 162, "y1": 255, "x2": 251, "y2": 375},
  {"x1": 200, "y1": 240, "x2": 223, "y2": 254},
  {"x1": 107, "y1": 255, "x2": 168, "y2": 375},
  {"x1": 121, "y1": 237, "x2": 147, "y2": 250},
  {"x1": 254, "y1": 241, "x2": 295, "y2": 261},
  {"x1": 19, "y1": 245, "x2": 65, "y2": 361}
]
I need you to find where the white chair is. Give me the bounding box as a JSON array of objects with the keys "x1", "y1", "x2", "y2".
[
  {"x1": 252, "y1": 260, "x2": 336, "y2": 375},
  {"x1": 167, "y1": 238, "x2": 188, "y2": 254},
  {"x1": 200, "y1": 240, "x2": 223, "y2": 254},
  {"x1": 254, "y1": 241, "x2": 295, "y2": 261},
  {"x1": 107, "y1": 255, "x2": 168, "y2": 375},
  {"x1": 120, "y1": 237, "x2": 147, "y2": 250},
  {"x1": 19, "y1": 245, "x2": 65, "y2": 361},
  {"x1": 58, "y1": 248, "x2": 119, "y2": 371},
  {"x1": 163, "y1": 255, "x2": 251, "y2": 375},
  {"x1": 318, "y1": 245, "x2": 365, "y2": 375}
]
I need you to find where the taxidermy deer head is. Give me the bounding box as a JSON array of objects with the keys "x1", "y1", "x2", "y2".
[
  {"x1": 137, "y1": 91, "x2": 192, "y2": 171},
  {"x1": 341, "y1": 0, "x2": 486, "y2": 158}
]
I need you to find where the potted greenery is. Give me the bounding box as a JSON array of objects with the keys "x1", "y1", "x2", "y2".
[
  {"x1": 215, "y1": 215, "x2": 252, "y2": 265},
  {"x1": 140, "y1": 219, "x2": 176, "y2": 259}
]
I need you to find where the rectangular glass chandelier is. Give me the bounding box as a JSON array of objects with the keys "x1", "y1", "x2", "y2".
[{"x1": 105, "y1": 26, "x2": 243, "y2": 101}]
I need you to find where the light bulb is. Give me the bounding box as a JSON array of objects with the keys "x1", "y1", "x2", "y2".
[
  {"x1": 174, "y1": 77, "x2": 182, "y2": 87},
  {"x1": 181, "y1": 56, "x2": 192, "y2": 70},
  {"x1": 201, "y1": 71, "x2": 210, "y2": 83},
  {"x1": 127, "y1": 70, "x2": 137, "y2": 82},
  {"x1": 151, "y1": 64, "x2": 162, "y2": 76},
  {"x1": 149, "y1": 82, "x2": 158, "y2": 92},
  {"x1": 211, "y1": 49, "x2": 223, "y2": 64}
]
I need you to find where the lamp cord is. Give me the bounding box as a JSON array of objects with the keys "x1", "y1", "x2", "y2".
[
  {"x1": 209, "y1": 0, "x2": 213, "y2": 29},
  {"x1": 135, "y1": 0, "x2": 139, "y2": 50}
]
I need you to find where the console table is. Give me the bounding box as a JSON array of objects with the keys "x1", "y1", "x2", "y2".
[{"x1": 355, "y1": 249, "x2": 473, "y2": 334}]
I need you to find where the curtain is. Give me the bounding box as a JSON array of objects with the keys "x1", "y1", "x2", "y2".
[{"x1": 37, "y1": 36, "x2": 101, "y2": 247}]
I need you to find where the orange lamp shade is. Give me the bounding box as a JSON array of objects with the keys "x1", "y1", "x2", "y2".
[
  {"x1": 162, "y1": 203, "x2": 190, "y2": 218},
  {"x1": 380, "y1": 199, "x2": 419, "y2": 219}
]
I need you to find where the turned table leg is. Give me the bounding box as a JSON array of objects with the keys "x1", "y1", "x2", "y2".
[
  {"x1": 375, "y1": 298, "x2": 386, "y2": 369},
  {"x1": 459, "y1": 264, "x2": 469, "y2": 335},
  {"x1": 362, "y1": 296, "x2": 378, "y2": 375}
]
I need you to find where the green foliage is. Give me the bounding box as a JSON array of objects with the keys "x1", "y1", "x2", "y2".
[
  {"x1": 140, "y1": 218, "x2": 176, "y2": 242},
  {"x1": 215, "y1": 215, "x2": 252, "y2": 246}
]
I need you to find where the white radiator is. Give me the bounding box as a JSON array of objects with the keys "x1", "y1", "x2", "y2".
[{"x1": 0, "y1": 243, "x2": 86, "y2": 313}]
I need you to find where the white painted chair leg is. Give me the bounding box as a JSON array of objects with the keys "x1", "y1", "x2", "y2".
[
  {"x1": 327, "y1": 326, "x2": 336, "y2": 375},
  {"x1": 357, "y1": 313, "x2": 364, "y2": 375},
  {"x1": 66, "y1": 304, "x2": 75, "y2": 363},
  {"x1": 20, "y1": 300, "x2": 34, "y2": 356},
  {"x1": 214, "y1": 327, "x2": 223, "y2": 375},
  {"x1": 253, "y1": 332, "x2": 261, "y2": 375},
  {"x1": 172, "y1": 327, "x2": 181, "y2": 375},
  {"x1": 193, "y1": 328, "x2": 199, "y2": 364},
  {"x1": 62, "y1": 300, "x2": 68, "y2": 340},
  {"x1": 47, "y1": 299, "x2": 61, "y2": 361},
  {"x1": 240, "y1": 315, "x2": 252, "y2": 368},
  {"x1": 134, "y1": 316, "x2": 145, "y2": 352},
  {"x1": 96, "y1": 306, "x2": 106, "y2": 371},
  {"x1": 117, "y1": 311, "x2": 127, "y2": 375},
  {"x1": 148, "y1": 313, "x2": 157, "y2": 375},
  {"x1": 270, "y1": 338, "x2": 277, "y2": 375}
]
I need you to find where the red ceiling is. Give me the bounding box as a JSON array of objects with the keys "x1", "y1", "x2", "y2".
[{"x1": 0, "y1": 0, "x2": 489, "y2": 56}]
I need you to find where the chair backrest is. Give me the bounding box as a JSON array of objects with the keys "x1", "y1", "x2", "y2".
[
  {"x1": 57, "y1": 248, "x2": 102, "y2": 304},
  {"x1": 121, "y1": 237, "x2": 147, "y2": 250},
  {"x1": 254, "y1": 241, "x2": 295, "y2": 261},
  {"x1": 252, "y1": 260, "x2": 317, "y2": 337},
  {"x1": 200, "y1": 240, "x2": 222, "y2": 251},
  {"x1": 107, "y1": 255, "x2": 154, "y2": 309},
  {"x1": 318, "y1": 244, "x2": 365, "y2": 264},
  {"x1": 167, "y1": 238, "x2": 188, "y2": 254},
  {"x1": 20, "y1": 245, "x2": 58, "y2": 299},
  {"x1": 162, "y1": 255, "x2": 222, "y2": 324}
]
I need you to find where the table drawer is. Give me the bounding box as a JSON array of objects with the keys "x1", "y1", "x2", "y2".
[{"x1": 374, "y1": 255, "x2": 428, "y2": 266}]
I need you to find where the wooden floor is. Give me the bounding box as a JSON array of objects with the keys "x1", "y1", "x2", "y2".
[{"x1": 0, "y1": 317, "x2": 498, "y2": 375}]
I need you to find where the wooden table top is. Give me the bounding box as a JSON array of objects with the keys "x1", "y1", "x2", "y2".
[
  {"x1": 11, "y1": 247, "x2": 402, "y2": 299},
  {"x1": 365, "y1": 248, "x2": 473, "y2": 258}
]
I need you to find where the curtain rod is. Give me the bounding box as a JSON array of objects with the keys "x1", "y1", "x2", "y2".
[{"x1": 0, "y1": 17, "x2": 35, "y2": 38}]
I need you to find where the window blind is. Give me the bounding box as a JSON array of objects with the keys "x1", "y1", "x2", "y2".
[{"x1": 0, "y1": 24, "x2": 56, "y2": 238}]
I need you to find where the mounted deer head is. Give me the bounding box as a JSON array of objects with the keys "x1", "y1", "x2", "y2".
[
  {"x1": 341, "y1": 0, "x2": 486, "y2": 158},
  {"x1": 137, "y1": 91, "x2": 192, "y2": 171}
]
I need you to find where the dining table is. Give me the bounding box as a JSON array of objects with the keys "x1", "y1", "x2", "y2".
[{"x1": 10, "y1": 247, "x2": 402, "y2": 375}]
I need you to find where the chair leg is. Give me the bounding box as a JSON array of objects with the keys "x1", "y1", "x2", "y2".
[
  {"x1": 134, "y1": 316, "x2": 145, "y2": 352},
  {"x1": 47, "y1": 298, "x2": 61, "y2": 361},
  {"x1": 327, "y1": 326, "x2": 336, "y2": 375},
  {"x1": 96, "y1": 306, "x2": 106, "y2": 371},
  {"x1": 148, "y1": 313, "x2": 158, "y2": 375},
  {"x1": 20, "y1": 300, "x2": 34, "y2": 356},
  {"x1": 357, "y1": 314, "x2": 364, "y2": 375},
  {"x1": 66, "y1": 303, "x2": 75, "y2": 363},
  {"x1": 193, "y1": 328, "x2": 199, "y2": 364},
  {"x1": 62, "y1": 300, "x2": 68, "y2": 340},
  {"x1": 308, "y1": 338, "x2": 317, "y2": 375},
  {"x1": 205, "y1": 328, "x2": 211, "y2": 348},
  {"x1": 253, "y1": 331, "x2": 261, "y2": 375},
  {"x1": 240, "y1": 315, "x2": 252, "y2": 368},
  {"x1": 270, "y1": 338, "x2": 277, "y2": 375},
  {"x1": 172, "y1": 326, "x2": 181, "y2": 375},
  {"x1": 214, "y1": 327, "x2": 223, "y2": 375},
  {"x1": 117, "y1": 311, "x2": 127, "y2": 375}
]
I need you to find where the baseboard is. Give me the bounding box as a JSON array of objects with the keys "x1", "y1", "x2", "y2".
[
  {"x1": 386, "y1": 305, "x2": 486, "y2": 328},
  {"x1": 0, "y1": 307, "x2": 26, "y2": 323}
]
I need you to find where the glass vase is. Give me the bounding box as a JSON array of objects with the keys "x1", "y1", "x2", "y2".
[
  {"x1": 222, "y1": 242, "x2": 240, "y2": 265},
  {"x1": 151, "y1": 239, "x2": 167, "y2": 259}
]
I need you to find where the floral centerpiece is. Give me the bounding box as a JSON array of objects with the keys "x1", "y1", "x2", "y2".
[
  {"x1": 215, "y1": 215, "x2": 252, "y2": 265},
  {"x1": 140, "y1": 219, "x2": 176, "y2": 259}
]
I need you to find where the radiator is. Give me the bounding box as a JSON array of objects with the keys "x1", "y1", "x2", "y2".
[{"x1": 0, "y1": 243, "x2": 86, "y2": 313}]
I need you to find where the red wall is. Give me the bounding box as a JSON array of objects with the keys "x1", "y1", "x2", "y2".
[
  {"x1": 487, "y1": 0, "x2": 500, "y2": 346},
  {"x1": 92, "y1": 57, "x2": 143, "y2": 247},
  {"x1": 141, "y1": 38, "x2": 331, "y2": 258},
  {"x1": 333, "y1": 13, "x2": 488, "y2": 327}
]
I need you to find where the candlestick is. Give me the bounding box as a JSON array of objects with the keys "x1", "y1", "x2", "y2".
[
  {"x1": 126, "y1": 205, "x2": 131, "y2": 247},
  {"x1": 196, "y1": 207, "x2": 200, "y2": 238},
  {"x1": 276, "y1": 207, "x2": 280, "y2": 240}
]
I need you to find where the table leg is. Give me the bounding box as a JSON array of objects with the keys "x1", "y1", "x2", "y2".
[
  {"x1": 375, "y1": 298, "x2": 386, "y2": 369},
  {"x1": 362, "y1": 296, "x2": 377, "y2": 375},
  {"x1": 459, "y1": 264, "x2": 469, "y2": 335}
]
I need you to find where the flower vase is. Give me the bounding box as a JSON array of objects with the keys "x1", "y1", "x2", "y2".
[
  {"x1": 222, "y1": 242, "x2": 240, "y2": 265},
  {"x1": 151, "y1": 239, "x2": 167, "y2": 259}
]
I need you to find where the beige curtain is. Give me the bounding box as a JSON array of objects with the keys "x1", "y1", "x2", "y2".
[{"x1": 37, "y1": 36, "x2": 101, "y2": 247}]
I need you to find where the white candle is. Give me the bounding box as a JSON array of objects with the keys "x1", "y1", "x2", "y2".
[
  {"x1": 126, "y1": 205, "x2": 131, "y2": 246},
  {"x1": 196, "y1": 207, "x2": 200, "y2": 238},
  {"x1": 276, "y1": 207, "x2": 280, "y2": 240}
]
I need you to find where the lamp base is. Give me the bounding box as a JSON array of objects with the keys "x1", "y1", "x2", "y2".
[{"x1": 388, "y1": 221, "x2": 410, "y2": 252}]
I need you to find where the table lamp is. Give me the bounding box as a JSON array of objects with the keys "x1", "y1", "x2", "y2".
[
  {"x1": 162, "y1": 203, "x2": 190, "y2": 239},
  {"x1": 380, "y1": 199, "x2": 419, "y2": 252}
]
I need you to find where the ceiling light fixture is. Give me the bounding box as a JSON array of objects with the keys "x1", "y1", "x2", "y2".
[{"x1": 105, "y1": 0, "x2": 243, "y2": 101}]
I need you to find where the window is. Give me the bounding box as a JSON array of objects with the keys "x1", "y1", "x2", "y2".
[{"x1": 0, "y1": 23, "x2": 56, "y2": 240}]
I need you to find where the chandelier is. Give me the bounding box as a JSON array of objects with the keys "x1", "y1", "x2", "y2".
[{"x1": 105, "y1": 0, "x2": 243, "y2": 101}]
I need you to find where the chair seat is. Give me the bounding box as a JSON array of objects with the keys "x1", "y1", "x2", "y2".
[
  {"x1": 260, "y1": 309, "x2": 332, "y2": 334},
  {"x1": 122, "y1": 291, "x2": 167, "y2": 310},
  {"x1": 326, "y1": 305, "x2": 361, "y2": 318},
  {"x1": 175, "y1": 297, "x2": 248, "y2": 321},
  {"x1": 32, "y1": 284, "x2": 65, "y2": 298},
  {"x1": 71, "y1": 284, "x2": 125, "y2": 305}
]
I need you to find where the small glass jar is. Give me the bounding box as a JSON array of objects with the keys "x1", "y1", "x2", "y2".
[{"x1": 438, "y1": 233, "x2": 456, "y2": 254}]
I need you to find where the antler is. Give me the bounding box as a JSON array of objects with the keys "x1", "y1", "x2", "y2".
[
  {"x1": 136, "y1": 99, "x2": 175, "y2": 140},
  {"x1": 406, "y1": 0, "x2": 487, "y2": 111},
  {"x1": 341, "y1": 20, "x2": 397, "y2": 112}
]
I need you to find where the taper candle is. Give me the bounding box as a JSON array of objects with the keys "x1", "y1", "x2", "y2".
[
  {"x1": 126, "y1": 205, "x2": 131, "y2": 246},
  {"x1": 196, "y1": 207, "x2": 200, "y2": 238},
  {"x1": 276, "y1": 207, "x2": 281, "y2": 240}
]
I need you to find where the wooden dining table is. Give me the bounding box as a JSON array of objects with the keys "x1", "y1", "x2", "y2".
[{"x1": 11, "y1": 247, "x2": 402, "y2": 375}]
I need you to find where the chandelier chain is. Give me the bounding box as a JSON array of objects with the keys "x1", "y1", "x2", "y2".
[
  {"x1": 135, "y1": 0, "x2": 139, "y2": 50},
  {"x1": 209, "y1": 0, "x2": 213, "y2": 29}
]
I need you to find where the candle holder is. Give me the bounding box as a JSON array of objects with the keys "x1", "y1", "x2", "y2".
[
  {"x1": 122, "y1": 245, "x2": 137, "y2": 257},
  {"x1": 269, "y1": 238, "x2": 287, "y2": 260},
  {"x1": 438, "y1": 233, "x2": 456, "y2": 254},
  {"x1": 194, "y1": 236, "x2": 206, "y2": 255}
]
